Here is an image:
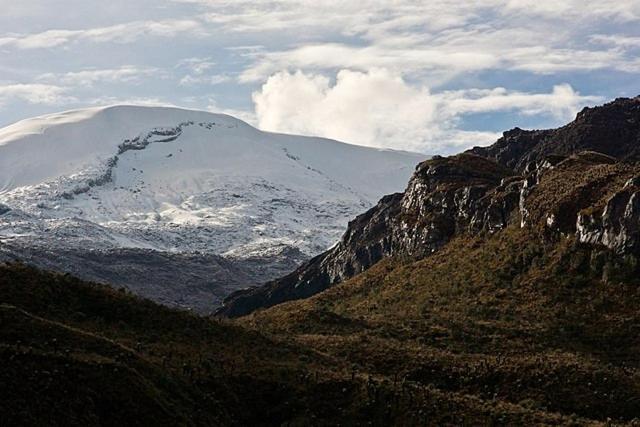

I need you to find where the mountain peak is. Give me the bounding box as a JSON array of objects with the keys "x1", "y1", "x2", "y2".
[{"x1": 0, "y1": 105, "x2": 425, "y2": 312}]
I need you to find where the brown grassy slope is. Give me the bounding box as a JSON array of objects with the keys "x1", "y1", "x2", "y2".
[
  {"x1": 245, "y1": 229, "x2": 640, "y2": 423},
  {"x1": 243, "y1": 159, "x2": 640, "y2": 424}
]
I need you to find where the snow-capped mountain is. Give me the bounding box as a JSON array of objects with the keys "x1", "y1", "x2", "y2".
[{"x1": 0, "y1": 105, "x2": 425, "y2": 312}]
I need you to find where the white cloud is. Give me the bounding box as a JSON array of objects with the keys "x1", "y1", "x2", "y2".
[
  {"x1": 590, "y1": 34, "x2": 640, "y2": 48},
  {"x1": 253, "y1": 69, "x2": 600, "y2": 154},
  {"x1": 0, "y1": 19, "x2": 204, "y2": 50},
  {"x1": 179, "y1": 74, "x2": 230, "y2": 86},
  {"x1": 254, "y1": 69, "x2": 437, "y2": 152},
  {"x1": 176, "y1": 57, "x2": 217, "y2": 75},
  {"x1": 0, "y1": 84, "x2": 75, "y2": 107},
  {"x1": 37, "y1": 66, "x2": 164, "y2": 88}
]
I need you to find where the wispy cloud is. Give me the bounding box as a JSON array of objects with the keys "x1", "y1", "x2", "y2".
[
  {"x1": 0, "y1": 83, "x2": 75, "y2": 107},
  {"x1": 179, "y1": 74, "x2": 231, "y2": 86},
  {"x1": 437, "y1": 85, "x2": 602, "y2": 120},
  {"x1": 0, "y1": 19, "x2": 204, "y2": 50},
  {"x1": 174, "y1": 57, "x2": 231, "y2": 86},
  {"x1": 590, "y1": 34, "x2": 640, "y2": 48},
  {"x1": 502, "y1": 0, "x2": 640, "y2": 21},
  {"x1": 239, "y1": 28, "x2": 640, "y2": 83},
  {"x1": 175, "y1": 57, "x2": 217, "y2": 75},
  {"x1": 37, "y1": 66, "x2": 166, "y2": 88},
  {"x1": 86, "y1": 96, "x2": 170, "y2": 106},
  {"x1": 167, "y1": 1, "x2": 640, "y2": 84}
]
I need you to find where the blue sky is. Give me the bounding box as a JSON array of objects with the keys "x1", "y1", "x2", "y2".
[{"x1": 1, "y1": 0, "x2": 639, "y2": 154}]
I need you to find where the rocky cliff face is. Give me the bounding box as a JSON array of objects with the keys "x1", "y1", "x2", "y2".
[
  {"x1": 577, "y1": 175, "x2": 640, "y2": 255},
  {"x1": 218, "y1": 96, "x2": 640, "y2": 318}
]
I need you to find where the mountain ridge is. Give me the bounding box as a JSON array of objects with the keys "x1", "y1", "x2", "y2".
[
  {"x1": 219, "y1": 95, "x2": 640, "y2": 317},
  {"x1": 467, "y1": 96, "x2": 640, "y2": 171}
]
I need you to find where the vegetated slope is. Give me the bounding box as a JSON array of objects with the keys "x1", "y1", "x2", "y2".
[
  {"x1": 0, "y1": 105, "x2": 424, "y2": 312},
  {"x1": 243, "y1": 152, "x2": 640, "y2": 424},
  {"x1": 0, "y1": 262, "x2": 588, "y2": 426},
  {"x1": 219, "y1": 96, "x2": 640, "y2": 317}
]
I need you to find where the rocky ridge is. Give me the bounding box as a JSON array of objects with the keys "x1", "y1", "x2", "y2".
[{"x1": 219, "y1": 96, "x2": 640, "y2": 317}]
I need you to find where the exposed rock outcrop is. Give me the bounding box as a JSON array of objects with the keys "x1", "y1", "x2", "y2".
[{"x1": 577, "y1": 176, "x2": 640, "y2": 255}]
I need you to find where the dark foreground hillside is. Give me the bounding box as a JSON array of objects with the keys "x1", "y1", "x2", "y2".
[
  {"x1": 0, "y1": 262, "x2": 618, "y2": 426},
  {"x1": 0, "y1": 263, "x2": 378, "y2": 426}
]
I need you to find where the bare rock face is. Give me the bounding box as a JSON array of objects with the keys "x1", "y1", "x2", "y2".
[
  {"x1": 218, "y1": 96, "x2": 640, "y2": 318},
  {"x1": 518, "y1": 152, "x2": 621, "y2": 234},
  {"x1": 577, "y1": 176, "x2": 640, "y2": 255},
  {"x1": 518, "y1": 155, "x2": 567, "y2": 227}
]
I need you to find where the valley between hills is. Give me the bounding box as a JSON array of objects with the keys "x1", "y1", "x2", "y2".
[{"x1": 2, "y1": 96, "x2": 640, "y2": 425}]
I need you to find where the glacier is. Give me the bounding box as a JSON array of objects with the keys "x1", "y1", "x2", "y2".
[{"x1": 0, "y1": 105, "x2": 425, "y2": 312}]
